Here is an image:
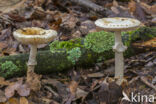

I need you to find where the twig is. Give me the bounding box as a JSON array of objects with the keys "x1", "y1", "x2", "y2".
[
  {"x1": 129, "y1": 76, "x2": 140, "y2": 84},
  {"x1": 140, "y1": 76, "x2": 156, "y2": 91},
  {"x1": 70, "y1": 0, "x2": 108, "y2": 16},
  {"x1": 44, "y1": 86, "x2": 59, "y2": 97}
]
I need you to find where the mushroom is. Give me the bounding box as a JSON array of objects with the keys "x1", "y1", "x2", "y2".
[
  {"x1": 13, "y1": 27, "x2": 57, "y2": 76},
  {"x1": 95, "y1": 17, "x2": 141, "y2": 85}
]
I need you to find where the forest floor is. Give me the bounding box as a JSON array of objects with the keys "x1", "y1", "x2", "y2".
[{"x1": 0, "y1": 0, "x2": 155, "y2": 104}]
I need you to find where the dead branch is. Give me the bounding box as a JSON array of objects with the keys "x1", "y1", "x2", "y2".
[
  {"x1": 70, "y1": 0, "x2": 108, "y2": 16},
  {"x1": 140, "y1": 76, "x2": 156, "y2": 91}
]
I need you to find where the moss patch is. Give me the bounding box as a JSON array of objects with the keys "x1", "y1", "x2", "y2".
[
  {"x1": 122, "y1": 27, "x2": 156, "y2": 46},
  {"x1": 50, "y1": 27, "x2": 156, "y2": 54},
  {"x1": 50, "y1": 38, "x2": 83, "y2": 53},
  {"x1": 0, "y1": 61, "x2": 20, "y2": 78},
  {"x1": 67, "y1": 47, "x2": 82, "y2": 64},
  {"x1": 84, "y1": 31, "x2": 114, "y2": 53}
]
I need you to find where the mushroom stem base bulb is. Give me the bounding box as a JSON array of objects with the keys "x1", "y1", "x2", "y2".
[{"x1": 27, "y1": 65, "x2": 35, "y2": 75}]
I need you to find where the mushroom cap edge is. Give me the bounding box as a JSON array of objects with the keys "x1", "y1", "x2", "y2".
[
  {"x1": 13, "y1": 27, "x2": 57, "y2": 45},
  {"x1": 95, "y1": 17, "x2": 141, "y2": 31}
]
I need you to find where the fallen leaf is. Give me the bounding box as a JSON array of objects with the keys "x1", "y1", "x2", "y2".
[
  {"x1": 0, "y1": 90, "x2": 7, "y2": 103},
  {"x1": 151, "y1": 17, "x2": 156, "y2": 23},
  {"x1": 69, "y1": 80, "x2": 78, "y2": 95},
  {"x1": 65, "y1": 80, "x2": 78, "y2": 104},
  {"x1": 111, "y1": 6, "x2": 120, "y2": 14},
  {"x1": 140, "y1": 2, "x2": 156, "y2": 16},
  {"x1": 0, "y1": 77, "x2": 10, "y2": 86},
  {"x1": 42, "y1": 78, "x2": 68, "y2": 99},
  {"x1": 42, "y1": 98, "x2": 59, "y2": 104},
  {"x1": 135, "y1": 2, "x2": 146, "y2": 21},
  {"x1": 61, "y1": 14, "x2": 78, "y2": 29},
  {"x1": 0, "y1": 0, "x2": 26, "y2": 13},
  {"x1": 128, "y1": 0, "x2": 136, "y2": 14},
  {"x1": 0, "y1": 42, "x2": 8, "y2": 51},
  {"x1": 76, "y1": 88, "x2": 88, "y2": 99},
  {"x1": 2, "y1": 48, "x2": 17, "y2": 56},
  {"x1": 5, "y1": 79, "x2": 22, "y2": 98},
  {"x1": 5, "y1": 87, "x2": 15, "y2": 99},
  {"x1": 133, "y1": 37, "x2": 156, "y2": 47},
  {"x1": 142, "y1": 38, "x2": 156, "y2": 47},
  {"x1": 17, "y1": 84, "x2": 30, "y2": 97},
  {"x1": 19, "y1": 97, "x2": 29, "y2": 104},
  {"x1": 34, "y1": 0, "x2": 45, "y2": 6},
  {"x1": 87, "y1": 72, "x2": 104, "y2": 78},
  {"x1": 8, "y1": 98, "x2": 19, "y2": 104},
  {"x1": 112, "y1": 0, "x2": 118, "y2": 7},
  {"x1": 0, "y1": 28, "x2": 12, "y2": 41},
  {"x1": 30, "y1": 7, "x2": 47, "y2": 20},
  {"x1": 98, "y1": 80, "x2": 109, "y2": 104},
  {"x1": 26, "y1": 71, "x2": 41, "y2": 91},
  {"x1": 8, "y1": 13, "x2": 26, "y2": 22},
  {"x1": 71, "y1": 31, "x2": 81, "y2": 39}
]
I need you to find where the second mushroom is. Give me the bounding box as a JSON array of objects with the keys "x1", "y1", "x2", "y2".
[{"x1": 95, "y1": 17, "x2": 141, "y2": 85}]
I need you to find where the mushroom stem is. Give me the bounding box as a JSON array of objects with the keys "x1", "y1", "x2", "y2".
[
  {"x1": 27, "y1": 44, "x2": 37, "y2": 73},
  {"x1": 113, "y1": 31, "x2": 127, "y2": 85}
]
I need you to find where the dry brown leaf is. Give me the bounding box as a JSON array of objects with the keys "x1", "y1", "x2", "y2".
[
  {"x1": 128, "y1": 0, "x2": 136, "y2": 14},
  {"x1": 8, "y1": 98, "x2": 19, "y2": 104},
  {"x1": 87, "y1": 72, "x2": 104, "y2": 78},
  {"x1": 0, "y1": 0, "x2": 26, "y2": 13},
  {"x1": 76, "y1": 88, "x2": 88, "y2": 99},
  {"x1": 2, "y1": 48, "x2": 17, "y2": 56},
  {"x1": 0, "y1": 90, "x2": 7, "y2": 103},
  {"x1": 61, "y1": 13, "x2": 78, "y2": 29},
  {"x1": 151, "y1": 17, "x2": 156, "y2": 23},
  {"x1": 5, "y1": 80, "x2": 22, "y2": 99},
  {"x1": 110, "y1": 0, "x2": 119, "y2": 14},
  {"x1": 17, "y1": 84, "x2": 30, "y2": 97},
  {"x1": 111, "y1": 7, "x2": 120, "y2": 14},
  {"x1": 8, "y1": 13, "x2": 26, "y2": 22},
  {"x1": 42, "y1": 98, "x2": 59, "y2": 104},
  {"x1": 5, "y1": 79, "x2": 30, "y2": 99},
  {"x1": 49, "y1": 18, "x2": 62, "y2": 30},
  {"x1": 19, "y1": 97, "x2": 28, "y2": 104},
  {"x1": 135, "y1": 3, "x2": 146, "y2": 21},
  {"x1": 143, "y1": 38, "x2": 156, "y2": 47},
  {"x1": 0, "y1": 42, "x2": 8, "y2": 51},
  {"x1": 140, "y1": 2, "x2": 156, "y2": 16},
  {"x1": 34, "y1": 0, "x2": 45, "y2": 6},
  {"x1": 69, "y1": 81, "x2": 78, "y2": 95},
  {"x1": 26, "y1": 71, "x2": 41, "y2": 91},
  {"x1": 113, "y1": 0, "x2": 118, "y2": 7},
  {"x1": 0, "y1": 28, "x2": 12, "y2": 42},
  {"x1": 134, "y1": 37, "x2": 156, "y2": 47},
  {"x1": 0, "y1": 103, "x2": 7, "y2": 104},
  {"x1": 0, "y1": 77, "x2": 10, "y2": 86}
]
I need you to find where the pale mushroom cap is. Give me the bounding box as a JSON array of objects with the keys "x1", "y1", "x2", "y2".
[
  {"x1": 95, "y1": 17, "x2": 141, "y2": 31},
  {"x1": 13, "y1": 27, "x2": 57, "y2": 45}
]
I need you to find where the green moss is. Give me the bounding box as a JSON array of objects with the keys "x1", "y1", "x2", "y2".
[
  {"x1": 0, "y1": 61, "x2": 20, "y2": 78},
  {"x1": 49, "y1": 30, "x2": 134, "y2": 55},
  {"x1": 84, "y1": 31, "x2": 114, "y2": 53},
  {"x1": 122, "y1": 27, "x2": 156, "y2": 46},
  {"x1": 67, "y1": 47, "x2": 82, "y2": 65},
  {"x1": 49, "y1": 27, "x2": 156, "y2": 63},
  {"x1": 49, "y1": 38, "x2": 83, "y2": 53}
]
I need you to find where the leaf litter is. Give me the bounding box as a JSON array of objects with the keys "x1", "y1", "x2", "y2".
[{"x1": 0, "y1": 0, "x2": 155, "y2": 104}]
